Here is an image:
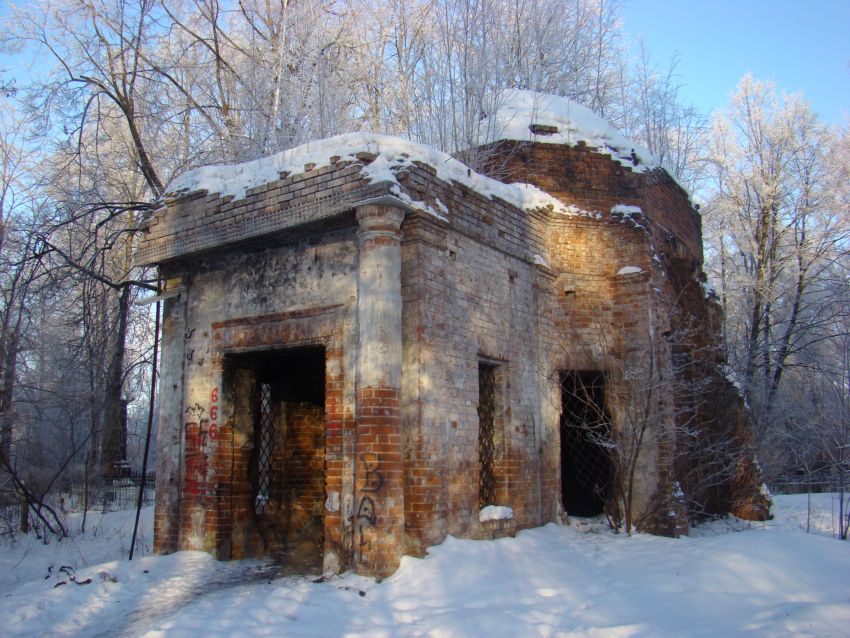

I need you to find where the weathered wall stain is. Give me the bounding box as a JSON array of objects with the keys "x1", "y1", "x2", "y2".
[{"x1": 360, "y1": 453, "x2": 383, "y2": 493}]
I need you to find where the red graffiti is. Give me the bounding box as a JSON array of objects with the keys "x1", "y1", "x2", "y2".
[
  {"x1": 208, "y1": 387, "x2": 220, "y2": 439},
  {"x1": 184, "y1": 422, "x2": 207, "y2": 500},
  {"x1": 185, "y1": 386, "x2": 219, "y2": 493}
]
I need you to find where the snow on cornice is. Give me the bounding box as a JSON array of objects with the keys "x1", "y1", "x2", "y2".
[
  {"x1": 163, "y1": 132, "x2": 595, "y2": 219},
  {"x1": 478, "y1": 89, "x2": 659, "y2": 173}
]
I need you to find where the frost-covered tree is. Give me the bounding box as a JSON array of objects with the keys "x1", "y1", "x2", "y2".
[
  {"x1": 618, "y1": 43, "x2": 707, "y2": 191},
  {"x1": 702, "y1": 76, "x2": 850, "y2": 485}
]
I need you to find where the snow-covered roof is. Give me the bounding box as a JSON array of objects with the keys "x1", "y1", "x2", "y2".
[
  {"x1": 164, "y1": 132, "x2": 594, "y2": 220},
  {"x1": 478, "y1": 89, "x2": 659, "y2": 173},
  {"x1": 165, "y1": 133, "x2": 593, "y2": 219},
  {"x1": 162, "y1": 91, "x2": 662, "y2": 222}
]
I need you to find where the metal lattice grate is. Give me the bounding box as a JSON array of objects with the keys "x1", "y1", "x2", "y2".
[
  {"x1": 478, "y1": 364, "x2": 497, "y2": 507},
  {"x1": 255, "y1": 382, "x2": 275, "y2": 514}
]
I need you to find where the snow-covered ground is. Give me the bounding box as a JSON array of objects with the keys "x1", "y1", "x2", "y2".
[{"x1": 1, "y1": 494, "x2": 848, "y2": 637}]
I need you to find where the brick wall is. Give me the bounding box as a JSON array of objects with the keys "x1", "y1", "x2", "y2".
[
  {"x1": 354, "y1": 386, "x2": 404, "y2": 576},
  {"x1": 482, "y1": 140, "x2": 702, "y2": 262},
  {"x1": 137, "y1": 161, "x2": 388, "y2": 266},
  {"x1": 151, "y1": 223, "x2": 358, "y2": 569},
  {"x1": 399, "y1": 176, "x2": 547, "y2": 551}
]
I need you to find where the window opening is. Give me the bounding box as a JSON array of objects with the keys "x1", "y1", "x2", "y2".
[
  {"x1": 255, "y1": 381, "x2": 275, "y2": 515},
  {"x1": 478, "y1": 362, "x2": 497, "y2": 508}
]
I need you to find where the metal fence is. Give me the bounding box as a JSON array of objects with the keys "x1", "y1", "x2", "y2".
[
  {"x1": 67, "y1": 471, "x2": 156, "y2": 513},
  {"x1": 769, "y1": 472, "x2": 848, "y2": 496},
  {"x1": 0, "y1": 471, "x2": 155, "y2": 539}
]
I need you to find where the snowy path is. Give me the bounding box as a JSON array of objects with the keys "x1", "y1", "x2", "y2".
[
  {"x1": 1, "y1": 495, "x2": 848, "y2": 637},
  {"x1": 92, "y1": 560, "x2": 284, "y2": 638}
]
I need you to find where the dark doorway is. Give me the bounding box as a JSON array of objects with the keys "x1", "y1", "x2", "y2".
[
  {"x1": 227, "y1": 346, "x2": 326, "y2": 570},
  {"x1": 560, "y1": 371, "x2": 614, "y2": 517}
]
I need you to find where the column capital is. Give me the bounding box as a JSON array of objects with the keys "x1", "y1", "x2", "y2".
[{"x1": 356, "y1": 204, "x2": 404, "y2": 243}]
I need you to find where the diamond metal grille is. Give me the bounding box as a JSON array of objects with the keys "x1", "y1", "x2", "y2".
[
  {"x1": 255, "y1": 382, "x2": 275, "y2": 515},
  {"x1": 478, "y1": 364, "x2": 497, "y2": 507}
]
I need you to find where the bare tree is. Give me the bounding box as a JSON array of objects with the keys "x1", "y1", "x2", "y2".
[
  {"x1": 558, "y1": 317, "x2": 725, "y2": 535},
  {"x1": 619, "y1": 42, "x2": 707, "y2": 192}
]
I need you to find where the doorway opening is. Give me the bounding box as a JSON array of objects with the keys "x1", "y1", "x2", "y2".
[
  {"x1": 227, "y1": 346, "x2": 326, "y2": 569},
  {"x1": 560, "y1": 371, "x2": 614, "y2": 517}
]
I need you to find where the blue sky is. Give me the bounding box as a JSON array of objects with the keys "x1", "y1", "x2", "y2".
[
  {"x1": 2, "y1": 1, "x2": 847, "y2": 126},
  {"x1": 621, "y1": 0, "x2": 850, "y2": 124}
]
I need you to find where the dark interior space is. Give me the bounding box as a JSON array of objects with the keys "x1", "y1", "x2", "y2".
[
  {"x1": 560, "y1": 371, "x2": 614, "y2": 517},
  {"x1": 242, "y1": 346, "x2": 326, "y2": 406}
]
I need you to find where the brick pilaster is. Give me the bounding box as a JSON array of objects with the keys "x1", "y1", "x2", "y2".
[
  {"x1": 153, "y1": 278, "x2": 186, "y2": 554},
  {"x1": 354, "y1": 203, "x2": 405, "y2": 578}
]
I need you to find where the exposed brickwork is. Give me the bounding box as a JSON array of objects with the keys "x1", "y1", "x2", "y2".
[
  {"x1": 354, "y1": 387, "x2": 404, "y2": 577},
  {"x1": 144, "y1": 128, "x2": 768, "y2": 576},
  {"x1": 484, "y1": 140, "x2": 702, "y2": 262},
  {"x1": 137, "y1": 162, "x2": 389, "y2": 266},
  {"x1": 482, "y1": 140, "x2": 642, "y2": 209}
]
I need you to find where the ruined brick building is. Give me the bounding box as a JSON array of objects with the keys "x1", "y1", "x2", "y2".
[{"x1": 137, "y1": 91, "x2": 769, "y2": 578}]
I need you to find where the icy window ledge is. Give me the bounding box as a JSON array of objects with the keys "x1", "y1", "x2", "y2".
[
  {"x1": 533, "y1": 254, "x2": 550, "y2": 268},
  {"x1": 479, "y1": 505, "x2": 515, "y2": 523}
]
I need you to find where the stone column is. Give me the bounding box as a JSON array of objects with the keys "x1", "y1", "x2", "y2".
[{"x1": 354, "y1": 203, "x2": 405, "y2": 578}]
